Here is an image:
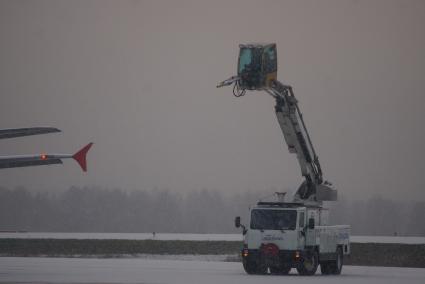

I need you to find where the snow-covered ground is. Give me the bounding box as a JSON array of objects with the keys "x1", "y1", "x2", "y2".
[
  {"x1": 0, "y1": 232, "x2": 242, "y2": 241},
  {"x1": 350, "y1": 235, "x2": 425, "y2": 244},
  {"x1": 0, "y1": 257, "x2": 424, "y2": 284},
  {"x1": 1, "y1": 232, "x2": 424, "y2": 244}
]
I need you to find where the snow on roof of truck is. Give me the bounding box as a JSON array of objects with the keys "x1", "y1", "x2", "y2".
[{"x1": 256, "y1": 202, "x2": 322, "y2": 209}]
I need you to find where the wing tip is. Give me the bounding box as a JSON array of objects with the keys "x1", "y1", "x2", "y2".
[{"x1": 72, "y1": 143, "x2": 93, "y2": 172}]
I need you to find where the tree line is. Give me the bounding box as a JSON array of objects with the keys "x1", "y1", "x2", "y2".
[{"x1": 0, "y1": 186, "x2": 424, "y2": 236}]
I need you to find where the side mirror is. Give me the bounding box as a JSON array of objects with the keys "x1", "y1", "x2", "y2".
[
  {"x1": 308, "y1": 218, "x2": 315, "y2": 229},
  {"x1": 235, "y1": 216, "x2": 241, "y2": 228}
]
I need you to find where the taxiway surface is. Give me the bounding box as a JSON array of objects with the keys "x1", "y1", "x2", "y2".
[{"x1": 1, "y1": 257, "x2": 424, "y2": 284}]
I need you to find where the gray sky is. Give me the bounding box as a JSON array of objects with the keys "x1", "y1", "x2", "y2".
[{"x1": 0, "y1": 0, "x2": 424, "y2": 201}]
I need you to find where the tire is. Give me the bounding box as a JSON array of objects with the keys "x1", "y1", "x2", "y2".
[
  {"x1": 320, "y1": 262, "x2": 331, "y2": 275},
  {"x1": 242, "y1": 259, "x2": 257, "y2": 274},
  {"x1": 329, "y1": 247, "x2": 343, "y2": 275},
  {"x1": 256, "y1": 263, "x2": 268, "y2": 275},
  {"x1": 297, "y1": 250, "x2": 318, "y2": 276},
  {"x1": 243, "y1": 258, "x2": 267, "y2": 275}
]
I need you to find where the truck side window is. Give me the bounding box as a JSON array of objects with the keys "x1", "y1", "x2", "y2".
[{"x1": 299, "y1": 212, "x2": 305, "y2": 228}]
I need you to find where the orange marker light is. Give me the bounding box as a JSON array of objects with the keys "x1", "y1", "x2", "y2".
[{"x1": 40, "y1": 154, "x2": 47, "y2": 160}]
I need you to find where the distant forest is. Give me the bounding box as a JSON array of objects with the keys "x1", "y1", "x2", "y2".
[{"x1": 1, "y1": 186, "x2": 424, "y2": 236}]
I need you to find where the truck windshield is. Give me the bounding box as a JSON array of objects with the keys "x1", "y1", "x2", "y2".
[{"x1": 250, "y1": 209, "x2": 297, "y2": 230}]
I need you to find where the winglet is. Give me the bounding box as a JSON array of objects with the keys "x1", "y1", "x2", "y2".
[{"x1": 72, "y1": 143, "x2": 93, "y2": 172}]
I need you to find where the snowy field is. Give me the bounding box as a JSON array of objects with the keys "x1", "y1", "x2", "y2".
[
  {"x1": 1, "y1": 257, "x2": 425, "y2": 284},
  {"x1": 1, "y1": 232, "x2": 424, "y2": 244}
]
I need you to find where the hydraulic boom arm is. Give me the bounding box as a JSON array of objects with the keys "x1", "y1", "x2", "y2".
[
  {"x1": 266, "y1": 81, "x2": 335, "y2": 203},
  {"x1": 217, "y1": 43, "x2": 336, "y2": 204}
]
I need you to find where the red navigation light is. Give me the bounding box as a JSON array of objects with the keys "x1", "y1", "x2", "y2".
[{"x1": 40, "y1": 154, "x2": 47, "y2": 160}]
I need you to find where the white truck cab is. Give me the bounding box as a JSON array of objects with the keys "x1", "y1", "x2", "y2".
[{"x1": 235, "y1": 202, "x2": 350, "y2": 275}]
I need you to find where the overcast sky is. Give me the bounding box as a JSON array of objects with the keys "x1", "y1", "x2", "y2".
[{"x1": 0, "y1": 0, "x2": 424, "y2": 201}]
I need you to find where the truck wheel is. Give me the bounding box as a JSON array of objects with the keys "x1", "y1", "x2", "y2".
[
  {"x1": 270, "y1": 265, "x2": 291, "y2": 275},
  {"x1": 297, "y1": 250, "x2": 318, "y2": 276},
  {"x1": 256, "y1": 264, "x2": 268, "y2": 275},
  {"x1": 242, "y1": 259, "x2": 257, "y2": 274},
  {"x1": 329, "y1": 247, "x2": 343, "y2": 275},
  {"x1": 243, "y1": 259, "x2": 267, "y2": 275},
  {"x1": 320, "y1": 262, "x2": 331, "y2": 275}
]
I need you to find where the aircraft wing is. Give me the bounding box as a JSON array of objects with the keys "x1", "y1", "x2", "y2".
[
  {"x1": 0, "y1": 143, "x2": 93, "y2": 172},
  {"x1": 0, "y1": 127, "x2": 61, "y2": 139}
]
